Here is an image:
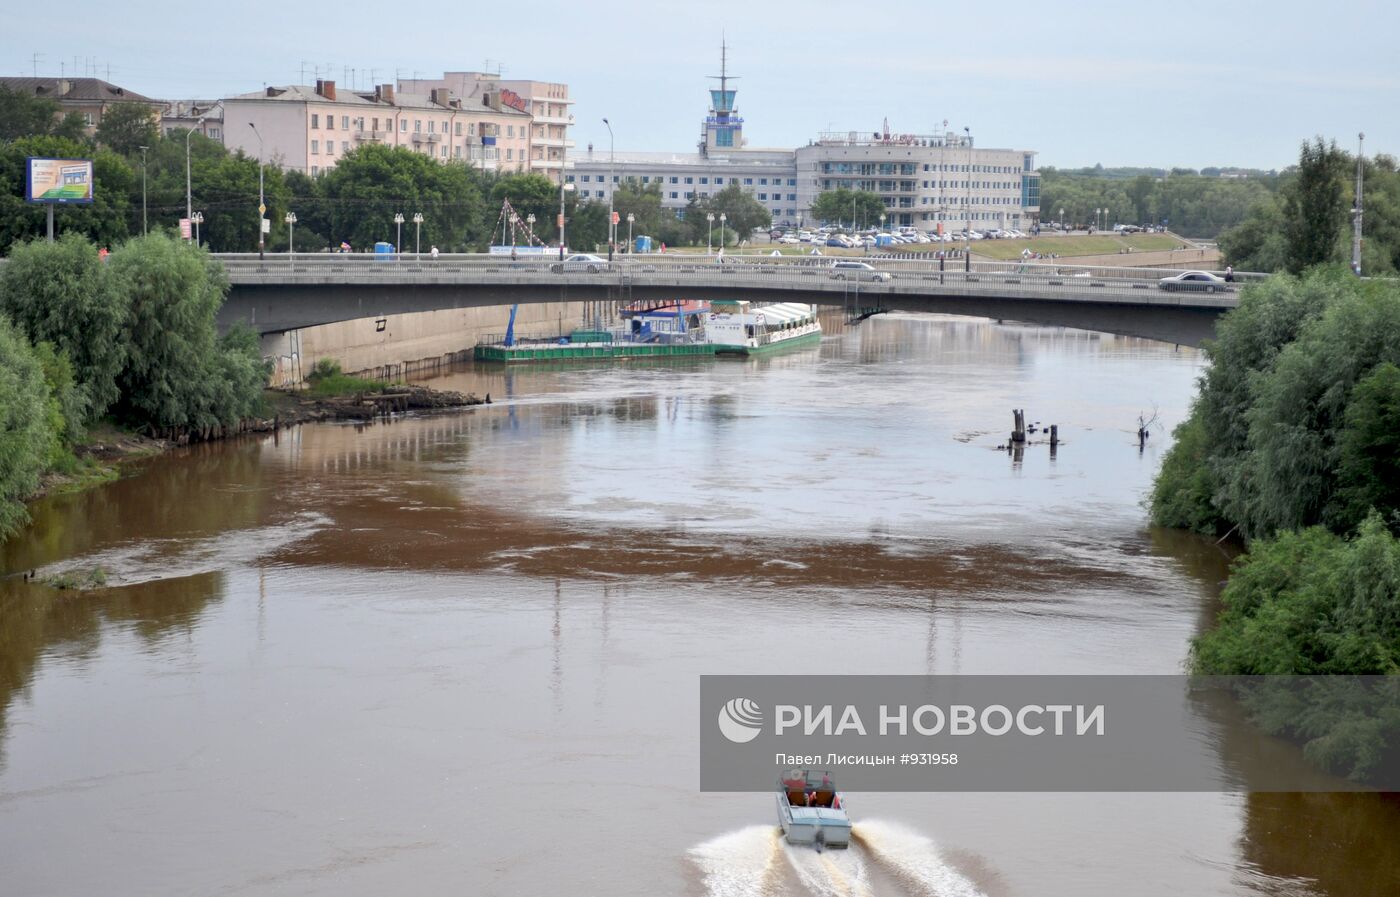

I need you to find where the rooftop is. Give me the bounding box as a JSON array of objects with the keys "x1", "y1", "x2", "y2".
[{"x1": 0, "y1": 76, "x2": 159, "y2": 104}]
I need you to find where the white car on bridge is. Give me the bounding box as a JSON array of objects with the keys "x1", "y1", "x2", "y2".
[
  {"x1": 1157, "y1": 270, "x2": 1229, "y2": 293},
  {"x1": 551, "y1": 253, "x2": 610, "y2": 273}
]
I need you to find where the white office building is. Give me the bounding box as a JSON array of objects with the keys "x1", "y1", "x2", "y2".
[{"x1": 566, "y1": 54, "x2": 1040, "y2": 233}]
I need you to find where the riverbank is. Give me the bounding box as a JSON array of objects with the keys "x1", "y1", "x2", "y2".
[{"x1": 25, "y1": 383, "x2": 489, "y2": 510}]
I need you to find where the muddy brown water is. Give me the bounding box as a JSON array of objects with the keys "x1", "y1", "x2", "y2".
[{"x1": 2, "y1": 312, "x2": 1398, "y2": 897}]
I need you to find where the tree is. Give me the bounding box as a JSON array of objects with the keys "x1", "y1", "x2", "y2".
[
  {"x1": 1282, "y1": 137, "x2": 1348, "y2": 274},
  {"x1": 811, "y1": 189, "x2": 886, "y2": 228},
  {"x1": 687, "y1": 183, "x2": 771, "y2": 245},
  {"x1": 95, "y1": 102, "x2": 158, "y2": 157},
  {"x1": 1332, "y1": 362, "x2": 1400, "y2": 533},
  {"x1": 0, "y1": 233, "x2": 129, "y2": 415},
  {"x1": 0, "y1": 314, "x2": 55, "y2": 537},
  {"x1": 490, "y1": 173, "x2": 558, "y2": 243},
  {"x1": 107, "y1": 234, "x2": 265, "y2": 433},
  {"x1": 611, "y1": 179, "x2": 667, "y2": 245},
  {"x1": 1219, "y1": 197, "x2": 1288, "y2": 272}
]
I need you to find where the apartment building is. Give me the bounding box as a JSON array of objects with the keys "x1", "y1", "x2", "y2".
[
  {"x1": 162, "y1": 100, "x2": 223, "y2": 141},
  {"x1": 221, "y1": 80, "x2": 529, "y2": 176},
  {"x1": 399, "y1": 72, "x2": 573, "y2": 182},
  {"x1": 0, "y1": 77, "x2": 164, "y2": 136}
]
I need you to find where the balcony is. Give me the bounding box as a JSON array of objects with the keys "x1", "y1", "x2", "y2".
[
  {"x1": 533, "y1": 111, "x2": 574, "y2": 126},
  {"x1": 354, "y1": 129, "x2": 386, "y2": 142},
  {"x1": 532, "y1": 135, "x2": 574, "y2": 149},
  {"x1": 410, "y1": 132, "x2": 441, "y2": 145}
]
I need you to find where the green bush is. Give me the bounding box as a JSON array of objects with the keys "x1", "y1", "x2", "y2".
[
  {"x1": 0, "y1": 315, "x2": 57, "y2": 537},
  {"x1": 0, "y1": 232, "x2": 128, "y2": 416},
  {"x1": 107, "y1": 233, "x2": 266, "y2": 433}
]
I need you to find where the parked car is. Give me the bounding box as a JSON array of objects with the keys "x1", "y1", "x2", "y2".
[
  {"x1": 829, "y1": 261, "x2": 893, "y2": 282},
  {"x1": 551, "y1": 253, "x2": 609, "y2": 273},
  {"x1": 1157, "y1": 270, "x2": 1228, "y2": 292}
]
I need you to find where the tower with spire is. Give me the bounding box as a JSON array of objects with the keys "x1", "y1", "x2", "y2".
[{"x1": 700, "y1": 38, "x2": 743, "y2": 156}]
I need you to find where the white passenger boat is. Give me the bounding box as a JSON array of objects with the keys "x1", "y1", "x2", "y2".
[
  {"x1": 777, "y1": 770, "x2": 851, "y2": 848},
  {"x1": 702, "y1": 300, "x2": 822, "y2": 355}
]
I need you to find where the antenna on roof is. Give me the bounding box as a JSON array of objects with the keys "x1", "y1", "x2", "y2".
[{"x1": 31, "y1": 52, "x2": 41, "y2": 77}]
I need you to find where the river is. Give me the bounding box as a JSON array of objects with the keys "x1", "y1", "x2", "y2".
[{"x1": 2, "y1": 311, "x2": 1398, "y2": 897}]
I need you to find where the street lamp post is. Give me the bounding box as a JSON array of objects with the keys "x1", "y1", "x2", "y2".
[
  {"x1": 248, "y1": 123, "x2": 265, "y2": 259},
  {"x1": 879, "y1": 212, "x2": 886, "y2": 234},
  {"x1": 1094, "y1": 208, "x2": 1101, "y2": 231},
  {"x1": 393, "y1": 213, "x2": 405, "y2": 258},
  {"x1": 139, "y1": 145, "x2": 149, "y2": 235},
  {"x1": 1059, "y1": 207, "x2": 1065, "y2": 229},
  {"x1": 412, "y1": 212, "x2": 423, "y2": 255},
  {"x1": 626, "y1": 213, "x2": 634, "y2": 253},
  {"x1": 1353, "y1": 131, "x2": 1365, "y2": 276},
  {"x1": 706, "y1": 212, "x2": 714, "y2": 254},
  {"x1": 718, "y1": 212, "x2": 727, "y2": 250},
  {"x1": 284, "y1": 211, "x2": 296, "y2": 256},
  {"x1": 526, "y1": 213, "x2": 536, "y2": 246},
  {"x1": 558, "y1": 181, "x2": 574, "y2": 260},
  {"x1": 602, "y1": 117, "x2": 615, "y2": 260},
  {"x1": 191, "y1": 211, "x2": 203, "y2": 247},
  {"x1": 185, "y1": 117, "x2": 205, "y2": 231}
]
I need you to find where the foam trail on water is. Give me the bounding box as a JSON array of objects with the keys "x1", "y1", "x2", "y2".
[
  {"x1": 784, "y1": 842, "x2": 873, "y2": 897},
  {"x1": 689, "y1": 826, "x2": 782, "y2": 897},
  {"x1": 852, "y1": 819, "x2": 984, "y2": 897}
]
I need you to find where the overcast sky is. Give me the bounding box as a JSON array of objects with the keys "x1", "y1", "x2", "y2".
[{"x1": 4, "y1": 0, "x2": 1393, "y2": 170}]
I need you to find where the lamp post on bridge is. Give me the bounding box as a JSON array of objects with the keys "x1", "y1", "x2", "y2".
[
  {"x1": 526, "y1": 213, "x2": 536, "y2": 246},
  {"x1": 707, "y1": 212, "x2": 714, "y2": 254},
  {"x1": 248, "y1": 123, "x2": 265, "y2": 259},
  {"x1": 626, "y1": 213, "x2": 634, "y2": 253},
  {"x1": 191, "y1": 211, "x2": 203, "y2": 248},
  {"x1": 393, "y1": 212, "x2": 405, "y2": 259},
  {"x1": 719, "y1": 212, "x2": 727, "y2": 251},
  {"x1": 412, "y1": 212, "x2": 423, "y2": 256},
  {"x1": 284, "y1": 211, "x2": 296, "y2": 257},
  {"x1": 602, "y1": 116, "x2": 615, "y2": 260},
  {"x1": 558, "y1": 180, "x2": 574, "y2": 260}
]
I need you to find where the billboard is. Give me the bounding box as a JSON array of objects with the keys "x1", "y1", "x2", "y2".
[{"x1": 26, "y1": 157, "x2": 95, "y2": 204}]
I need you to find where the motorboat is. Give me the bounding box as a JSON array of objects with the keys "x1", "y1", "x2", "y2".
[{"x1": 777, "y1": 770, "x2": 851, "y2": 848}]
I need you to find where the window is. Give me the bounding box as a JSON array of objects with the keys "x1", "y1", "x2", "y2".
[
  {"x1": 670, "y1": 191, "x2": 678, "y2": 199},
  {"x1": 715, "y1": 177, "x2": 724, "y2": 185},
  {"x1": 414, "y1": 119, "x2": 422, "y2": 133},
  {"x1": 642, "y1": 176, "x2": 650, "y2": 183},
  {"x1": 311, "y1": 165, "x2": 319, "y2": 175},
  {"x1": 441, "y1": 146, "x2": 447, "y2": 158},
  {"x1": 597, "y1": 190, "x2": 605, "y2": 198},
  {"x1": 327, "y1": 115, "x2": 334, "y2": 130},
  {"x1": 341, "y1": 141, "x2": 348, "y2": 154},
  {"x1": 506, "y1": 148, "x2": 513, "y2": 160},
  {"x1": 744, "y1": 178, "x2": 753, "y2": 185},
  {"x1": 209, "y1": 127, "x2": 220, "y2": 139},
  {"x1": 759, "y1": 178, "x2": 768, "y2": 185},
  {"x1": 684, "y1": 177, "x2": 693, "y2": 184},
  {"x1": 455, "y1": 122, "x2": 462, "y2": 136},
  {"x1": 401, "y1": 119, "x2": 407, "y2": 132},
  {"x1": 758, "y1": 193, "x2": 767, "y2": 200},
  {"x1": 582, "y1": 175, "x2": 590, "y2": 182},
  {"x1": 326, "y1": 142, "x2": 335, "y2": 155},
  {"x1": 428, "y1": 120, "x2": 435, "y2": 133},
  {"x1": 700, "y1": 177, "x2": 709, "y2": 184},
  {"x1": 454, "y1": 146, "x2": 461, "y2": 158},
  {"x1": 670, "y1": 176, "x2": 678, "y2": 184},
  {"x1": 311, "y1": 139, "x2": 319, "y2": 154},
  {"x1": 507, "y1": 125, "x2": 514, "y2": 137},
  {"x1": 566, "y1": 175, "x2": 575, "y2": 182},
  {"x1": 311, "y1": 113, "x2": 319, "y2": 128},
  {"x1": 787, "y1": 194, "x2": 796, "y2": 201},
  {"x1": 372, "y1": 117, "x2": 379, "y2": 131},
  {"x1": 341, "y1": 115, "x2": 348, "y2": 129}
]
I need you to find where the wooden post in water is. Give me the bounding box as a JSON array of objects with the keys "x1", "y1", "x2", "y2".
[
  {"x1": 1011, "y1": 409, "x2": 1026, "y2": 445},
  {"x1": 1049, "y1": 424, "x2": 1058, "y2": 448}
]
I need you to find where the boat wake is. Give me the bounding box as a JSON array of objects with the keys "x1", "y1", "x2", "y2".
[
  {"x1": 689, "y1": 826, "x2": 784, "y2": 897},
  {"x1": 689, "y1": 820, "x2": 985, "y2": 897},
  {"x1": 851, "y1": 819, "x2": 985, "y2": 897}
]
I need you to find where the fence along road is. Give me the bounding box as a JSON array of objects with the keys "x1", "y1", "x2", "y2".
[{"x1": 210, "y1": 254, "x2": 1261, "y2": 346}]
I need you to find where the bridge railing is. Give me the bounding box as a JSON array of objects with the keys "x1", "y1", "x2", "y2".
[{"x1": 210, "y1": 252, "x2": 1268, "y2": 286}]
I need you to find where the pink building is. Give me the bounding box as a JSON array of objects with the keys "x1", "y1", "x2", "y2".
[
  {"x1": 399, "y1": 73, "x2": 573, "y2": 182},
  {"x1": 221, "y1": 80, "x2": 531, "y2": 177}
]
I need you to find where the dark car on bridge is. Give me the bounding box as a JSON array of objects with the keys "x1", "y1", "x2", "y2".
[{"x1": 1157, "y1": 270, "x2": 1229, "y2": 293}]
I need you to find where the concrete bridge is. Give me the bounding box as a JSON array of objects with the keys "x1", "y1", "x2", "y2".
[{"x1": 211, "y1": 253, "x2": 1252, "y2": 347}]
